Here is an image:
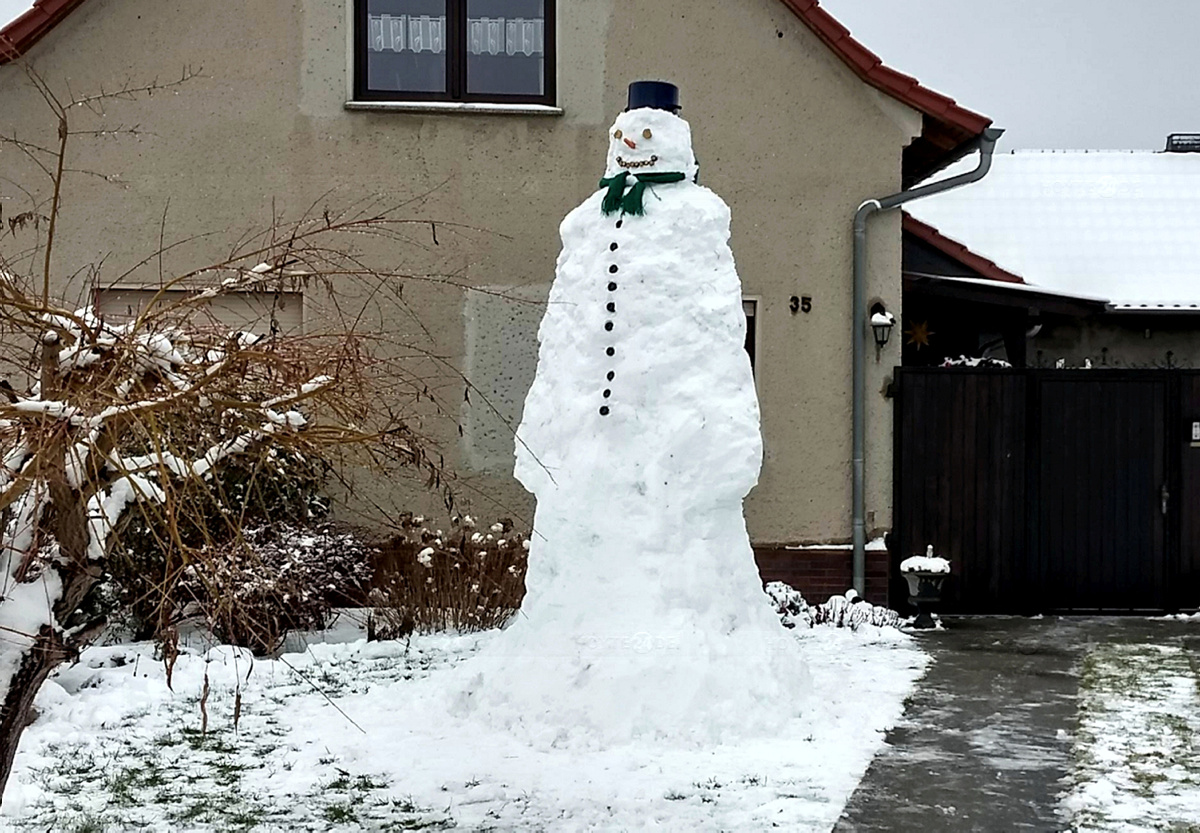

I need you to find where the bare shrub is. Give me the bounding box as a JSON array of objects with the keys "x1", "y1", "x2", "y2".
[
  {"x1": 368, "y1": 513, "x2": 527, "y2": 636},
  {"x1": 0, "y1": 63, "x2": 471, "y2": 796},
  {"x1": 178, "y1": 523, "x2": 376, "y2": 656},
  {"x1": 108, "y1": 448, "x2": 332, "y2": 640}
]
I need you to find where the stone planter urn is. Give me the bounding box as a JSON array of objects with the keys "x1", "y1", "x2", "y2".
[{"x1": 900, "y1": 545, "x2": 951, "y2": 630}]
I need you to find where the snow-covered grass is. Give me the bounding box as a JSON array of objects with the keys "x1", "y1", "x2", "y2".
[
  {"x1": 1063, "y1": 642, "x2": 1200, "y2": 832},
  {"x1": 3, "y1": 613, "x2": 927, "y2": 831}
]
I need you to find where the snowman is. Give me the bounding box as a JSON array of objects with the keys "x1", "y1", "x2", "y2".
[{"x1": 461, "y1": 82, "x2": 808, "y2": 745}]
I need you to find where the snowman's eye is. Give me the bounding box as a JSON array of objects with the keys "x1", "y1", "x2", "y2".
[
  {"x1": 642, "y1": 128, "x2": 653, "y2": 139},
  {"x1": 613, "y1": 129, "x2": 623, "y2": 140}
]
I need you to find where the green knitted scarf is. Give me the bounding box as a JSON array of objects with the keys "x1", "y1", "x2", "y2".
[{"x1": 599, "y1": 171, "x2": 686, "y2": 216}]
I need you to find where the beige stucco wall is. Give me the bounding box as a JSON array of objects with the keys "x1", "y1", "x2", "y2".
[{"x1": 0, "y1": 0, "x2": 918, "y2": 545}]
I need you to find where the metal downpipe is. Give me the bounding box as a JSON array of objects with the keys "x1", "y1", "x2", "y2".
[{"x1": 851, "y1": 128, "x2": 1005, "y2": 595}]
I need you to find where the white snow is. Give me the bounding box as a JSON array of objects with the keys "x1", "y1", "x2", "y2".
[
  {"x1": 901, "y1": 545, "x2": 950, "y2": 574},
  {"x1": 907, "y1": 150, "x2": 1200, "y2": 306},
  {"x1": 784, "y1": 536, "x2": 888, "y2": 552},
  {"x1": 2, "y1": 617, "x2": 929, "y2": 830},
  {"x1": 1063, "y1": 642, "x2": 1200, "y2": 831},
  {"x1": 900, "y1": 558, "x2": 951, "y2": 574},
  {"x1": 504, "y1": 106, "x2": 806, "y2": 745}
]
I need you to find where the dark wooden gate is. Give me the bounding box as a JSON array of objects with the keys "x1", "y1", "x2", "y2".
[{"x1": 894, "y1": 368, "x2": 1197, "y2": 613}]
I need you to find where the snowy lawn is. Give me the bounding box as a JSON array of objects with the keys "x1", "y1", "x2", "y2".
[
  {"x1": 1, "y1": 612, "x2": 927, "y2": 831},
  {"x1": 1063, "y1": 641, "x2": 1200, "y2": 831}
]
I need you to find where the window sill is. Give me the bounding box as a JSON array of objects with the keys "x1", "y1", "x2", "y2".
[{"x1": 344, "y1": 101, "x2": 563, "y2": 116}]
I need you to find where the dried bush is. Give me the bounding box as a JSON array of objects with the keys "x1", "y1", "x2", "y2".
[
  {"x1": 764, "y1": 582, "x2": 901, "y2": 630},
  {"x1": 107, "y1": 448, "x2": 331, "y2": 640},
  {"x1": 178, "y1": 523, "x2": 376, "y2": 656},
  {"x1": 367, "y1": 513, "x2": 527, "y2": 636}
]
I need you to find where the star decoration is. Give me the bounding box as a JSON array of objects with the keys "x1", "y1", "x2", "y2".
[{"x1": 906, "y1": 320, "x2": 934, "y2": 350}]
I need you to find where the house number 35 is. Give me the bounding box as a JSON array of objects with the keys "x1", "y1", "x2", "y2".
[{"x1": 790, "y1": 295, "x2": 812, "y2": 314}]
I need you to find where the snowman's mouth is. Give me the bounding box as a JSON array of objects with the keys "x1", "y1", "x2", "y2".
[{"x1": 617, "y1": 155, "x2": 659, "y2": 169}]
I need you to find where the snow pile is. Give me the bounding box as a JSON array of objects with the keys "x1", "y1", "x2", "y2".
[
  {"x1": 489, "y1": 107, "x2": 806, "y2": 746},
  {"x1": 3, "y1": 621, "x2": 928, "y2": 830},
  {"x1": 900, "y1": 556, "x2": 951, "y2": 574},
  {"x1": 901, "y1": 545, "x2": 951, "y2": 574},
  {"x1": 766, "y1": 583, "x2": 902, "y2": 630}
]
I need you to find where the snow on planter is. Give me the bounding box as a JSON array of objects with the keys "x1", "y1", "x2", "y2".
[
  {"x1": 453, "y1": 89, "x2": 809, "y2": 746},
  {"x1": 901, "y1": 545, "x2": 952, "y2": 574}
]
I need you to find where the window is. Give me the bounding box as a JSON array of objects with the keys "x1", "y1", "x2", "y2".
[
  {"x1": 743, "y1": 299, "x2": 757, "y2": 374},
  {"x1": 354, "y1": 0, "x2": 555, "y2": 105}
]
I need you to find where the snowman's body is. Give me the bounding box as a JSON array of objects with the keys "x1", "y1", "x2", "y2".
[
  {"x1": 515, "y1": 183, "x2": 759, "y2": 505},
  {"x1": 458, "y1": 108, "x2": 807, "y2": 746}
]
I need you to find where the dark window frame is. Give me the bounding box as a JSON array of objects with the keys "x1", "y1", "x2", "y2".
[
  {"x1": 743, "y1": 298, "x2": 757, "y2": 374},
  {"x1": 353, "y1": 0, "x2": 556, "y2": 105}
]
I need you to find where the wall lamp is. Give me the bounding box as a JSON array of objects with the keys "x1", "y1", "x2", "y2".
[{"x1": 869, "y1": 303, "x2": 895, "y2": 349}]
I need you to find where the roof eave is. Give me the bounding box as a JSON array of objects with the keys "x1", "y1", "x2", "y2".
[
  {"x1": 779, "y1": 0, "x2": 993, "y2": 178},
  {"x1": 902, "y1": 213, "x2": 1026, "y2": 284},
  {"x1": 0, "y1": 0, "x2": 89, "y2": 65}
]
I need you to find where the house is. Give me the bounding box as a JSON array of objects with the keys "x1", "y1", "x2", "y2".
[
  {"x1": 904, "y1": 146, "x2": 1200, "y2": 369},
  {"x1": 0, "y1": 0, "x2": 994, "y2": 605},
  {"x1": 891, "y1": 145, "x2": 1200, "y2": 613}
]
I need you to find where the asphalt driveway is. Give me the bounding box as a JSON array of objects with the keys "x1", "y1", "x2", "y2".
[{"x1": 833, "y1": 616, "x2": 1200, "y2": 832}]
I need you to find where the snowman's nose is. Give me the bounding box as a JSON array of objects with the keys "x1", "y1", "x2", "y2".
[{"x1": 623, "y1": 137, "x2": 637, "y2": 149}]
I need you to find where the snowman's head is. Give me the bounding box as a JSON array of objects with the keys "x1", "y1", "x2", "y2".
[{"x1": 604, "y1": 108, "x2": 698, "y2": 180}]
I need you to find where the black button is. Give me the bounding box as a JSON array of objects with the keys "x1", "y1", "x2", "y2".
[
  {"x1": 607, "y1": 371, "x2": 615, "y2": 380},
  {"x1": 603, "y1": 389, "x2": 611, "y2": 398},
  {"x1": 599, "y1": 406, "x2": 610, "y2": 415},
  {"x1": 604, "y1": 321, "x2": 614, "y2": 331},
  {"x1": 609, "y1": 265, "x2": 618, "y2": 273},
  {"x1": 606, "y1": 347, "x2": 615, "y2": 356},
  {"x1": 610, "y1": 242, "x2": 618, "y2": 251},
  {"x1": 615, "y1": 219, "x2": 623, "y2": 228},
  {"x1": 606, "y1": 302, "x2": 615, "y2": 312},
  {"x1": 608, "y1": 282, "x2": 617, "y2": 291}
]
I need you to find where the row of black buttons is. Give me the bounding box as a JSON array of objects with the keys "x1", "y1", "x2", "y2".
[{"x1": 601, "y1": 219, "x2": 622, "y2": 416}]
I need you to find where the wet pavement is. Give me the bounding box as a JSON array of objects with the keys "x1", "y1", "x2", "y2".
[{"x1": 833, "y1": 616, "x2": 1200, "y2": 832}]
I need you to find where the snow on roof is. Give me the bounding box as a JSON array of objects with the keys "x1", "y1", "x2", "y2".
[
  {"x1": 906, "y1": 149, "x2": 1200, "y2": 307},
  {"x1": 911, "y1": 273, "x2": 1110, "y2": 304}
]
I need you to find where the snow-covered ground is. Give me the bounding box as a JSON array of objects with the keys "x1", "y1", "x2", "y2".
[
  {"x1": 1063, "y1": 641, "x2": 1200, "y2": 831},
  {"x1": 2, "y1": 612, "x2": 927, "y2": 831}
]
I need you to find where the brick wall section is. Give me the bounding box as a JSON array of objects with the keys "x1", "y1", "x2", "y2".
[{"x1": 754, "y1": 546, "x2": 890, "y2": 607}]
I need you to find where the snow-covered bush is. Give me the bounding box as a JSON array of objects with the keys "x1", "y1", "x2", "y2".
[
  {"x1": 940, "y1": 355, "x2": 1012, "y2": 368},
  {"x1": 0, "y1": 65, "x2": 461, "y2": 799},
  {"x1": 764, "y1": 582, "x2": 901, "y2": 630},
  {"x1": 178, "y1": 523, "x2": 376, "y2": 655},
  {"x1": 108, "y1": 449, "x2": 332, "y2": 640},
  {"x1": 368, "y1": 513, "x2": 528, "y2": 635}
]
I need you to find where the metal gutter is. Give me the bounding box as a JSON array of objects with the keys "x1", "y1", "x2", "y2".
[{"x1": 851, "y1": 127, "x2": 1005, "y2": 594}]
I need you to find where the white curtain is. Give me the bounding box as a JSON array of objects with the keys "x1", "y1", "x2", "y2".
[{"x1": 368, "y1": 14, "x2": 543, "y2": 56}]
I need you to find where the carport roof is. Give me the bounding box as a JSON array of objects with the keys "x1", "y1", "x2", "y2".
[{"x1": 906, "y1": 150, "x2": 1200, "y2": 309}]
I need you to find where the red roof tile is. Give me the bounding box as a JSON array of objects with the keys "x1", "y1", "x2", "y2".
[
  {"x1": 779, "y1": 0, "x2": 992, "y2": 137},
  {"x1": 903, "y1": 213, "x2": 1025, "y2": 284},
  {"x1": 0, "y1": 0, "x2": 88, "y2": 64}
]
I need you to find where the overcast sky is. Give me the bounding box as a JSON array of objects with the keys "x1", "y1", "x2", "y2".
[
  {"x1": 0, "y1": 0, "x2": 25, "y2": 29},
  {"x1": 3, "y1": 0, "x2": 1196, "y2": 149},
  {"x1": 821, "y1": 0, "x2": 1200, "y2": 150}
]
